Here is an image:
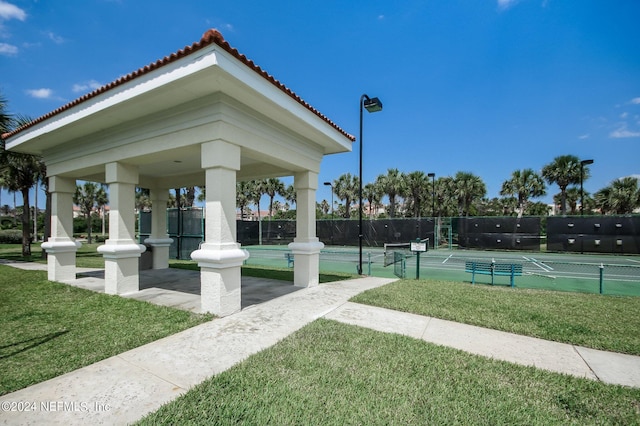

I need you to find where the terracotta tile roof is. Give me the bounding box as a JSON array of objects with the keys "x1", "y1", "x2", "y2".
[{"x1": 2, "y1": 29, "x2": 355, "y2": 142}]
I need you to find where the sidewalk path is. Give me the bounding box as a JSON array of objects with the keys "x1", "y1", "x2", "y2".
[
  {"x1": 2, "y1": 267, "x2": 639, "y2": 425},
  {"x1": 0, "y1": 276, "x2": 395, "y2": 425},
  {"x1": 325, "y1": 302, "x2": 640, "y2": 387}
]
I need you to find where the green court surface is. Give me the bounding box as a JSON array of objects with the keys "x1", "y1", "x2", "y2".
[{"x1": 243, "y1": 245, "x2": 640, "y2": 297}]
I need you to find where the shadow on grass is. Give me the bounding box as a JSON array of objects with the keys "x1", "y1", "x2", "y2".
[
  {"x1": 170, "y1": 262, "x2": 355, "y2": 283},
  {"x1": 0, "y1": 330, "x2": 69, "y2": 360}
]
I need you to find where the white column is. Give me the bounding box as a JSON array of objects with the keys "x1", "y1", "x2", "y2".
[
  {"x1": 97, "y1": 162, "x2": 145, "y2": 294},
  {"x1": 191, "y1": 140, "x2": 249, "y2": 316},
  {"x1": 288, "y1": 171, "x2": 324, "y2": 287},
  {"x1": 41, "y1": 176, "x2": 81, "y2": 282},
  {"x1": 144, "y1": 188, "x2": 173, "y2": 269}
]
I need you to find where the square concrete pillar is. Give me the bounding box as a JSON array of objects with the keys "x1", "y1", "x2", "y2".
[
  {"x1": 144, "y1": 188, "x2": 173, "y2": 269},
  {"x1": 195, "y1": 251, "x2": 246, "y2": 316},
  {"x1": 42, "y1": 176, "x2": 81, "y2": 282},
  {"x1": 191, "y1": 140, "x2": 248, "y2": 316},
  {"x1": 288, "y1": 171, "x2": 324, "y2": 287},
  {"x1": 98, "y1": 162, "x2": 145, "y2": 294}
]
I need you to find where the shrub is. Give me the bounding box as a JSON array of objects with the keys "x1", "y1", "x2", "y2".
[{"x1": 0, "y1": 230, "x2": 23, "y2": 244}]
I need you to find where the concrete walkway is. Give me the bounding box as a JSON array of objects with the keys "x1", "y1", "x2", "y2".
[{"x1": 1, "y1": 264, "x2": 640, "y2": 425}]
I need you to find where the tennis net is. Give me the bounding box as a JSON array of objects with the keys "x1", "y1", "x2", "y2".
[{"x1": 383, "y1": 238, "x2": 429, "y2": 266}]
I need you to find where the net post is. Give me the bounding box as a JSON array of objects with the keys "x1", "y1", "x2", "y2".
[
  {"x1": 599, "y1": 263, "x2": 604, "y2": 294},
  {"x1": 510, "y1": 264, "x2": 515, "y2": 288}
]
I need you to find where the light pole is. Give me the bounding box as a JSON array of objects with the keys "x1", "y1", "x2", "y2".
[
  {"x1": 358, "y1": 94, "x2": 383, "y2": 275},
  {"x1": 324, "y1": 181, "x2": 334, "y2": 246},
  {"x1": 428, "y1": 173, "x2": 435, "y2": 218},
  {"x1": 580, "y1": 159, "x2": 594, "y2": 216},
  {"x1": 428, "y1": 172, "x2": 436, "y2": 250},
  {"x1": 323, "y1": 182, "x2": 334, "y2": 220}
]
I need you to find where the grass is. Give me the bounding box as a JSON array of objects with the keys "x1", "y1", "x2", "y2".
[
  {"x1": 138, "y1": 319, "x2": 640, "y2": 425},
  {"x1": 0, "y1": 265, "x2": 212, "y2": 396},
  {"x1": 0, "y1": 243, "x2": 350, "y2": 396},
  {"x1": 0, "y1": 243, "x2": 105, "y2": 268},
  {"x1": 4, "y1": 242, "x2": 640, "y2": 422},
  {"x1": 171, "y1": 260, "x2": 356, "y2": 283},
  {"x1": 351, "y1": 278, "x2": 640, "y2": 355},
  {"x1": 0, "y1": 244, "x2": 356, "y2": 282}
]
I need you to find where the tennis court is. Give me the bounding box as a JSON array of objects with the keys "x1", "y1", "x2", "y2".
[{"x1": 243, "y1": 245, "x2": 640, "y2": 297}]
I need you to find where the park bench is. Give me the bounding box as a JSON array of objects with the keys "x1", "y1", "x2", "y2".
[
  {"x1": 285, "y1": 252, "x2": 294, "y2": 267},
  {"x1": 464, "y1": 261, "x2": 523, "y2": 287}
]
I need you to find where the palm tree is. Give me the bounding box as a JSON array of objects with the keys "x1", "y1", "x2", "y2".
[
  {"x1": 135, "y1": 187, "x2": 151, "y2": 211},
  {"x1": 318, "y1": 199, "x2": 330, "y2": 217},
  {"x1": 376, "y1": 168, "x2": 405, "y2": 218},
  {"x1": 500, "y1": 169, "x2": 546, "y2": 218},
  {"x1": 283, "y1": 184, "x2": 296, "y2": 211},
  {"x1": 595, "y1": 177, "x2": 639, "y2": 214},
  {"x1": 262, "y1": 178, "x2": 285, "y2": 219},
  {"x1": 1, "y1": 111, "x2": 46, "y2": 256},
  {"x1": 96, "y1": 184, "x2": 109, "y2": 235},
  {"x1": 236, "y1": 181, "x2": 252, "y2": 220},
  {"x1": 184, "y1": 186, "x2": 196, "y2": 207},
  {"x1": 272, "y1": 200, "x2": 284, "y2": 217},
  {"x1": 248, "y1": 180, "x2": 265, "y2": 221},
  {"x1": 542, "y1": 155, "x2": 584, "y2": 215},
  {"x1": 333, "y1": 173, "x2": 358, "y2": 218},
  {"x1": 403, "y1": 171, "x2": 429, "y2": 218},
  {"x1": 0, "y1": 95, "x2": 10, "y2": 225},
  {"x1": 363, "y1": 181, "x2": 383, "y2": 219},
  {"x1": 196, "y1": 186, "x2": 206, "y2": 204},
  {"x1": 433, "y1": 176, "x2": 456, "y2": 217},
  {"x1": 171, "y1": 188, "x2": 184, "y2": 209},
  {"x1": 553, "y1": 187, "x2": 580, "y2": 215},
  {"x1": 453, "y1": 171, "x2": 486, "y2": 216},
  {"x1": 74, "y1": 181, "x2": 105, "y2": 244},
  {"x1": 527, "y1": 201, "x2": 552, "y2": 216}
]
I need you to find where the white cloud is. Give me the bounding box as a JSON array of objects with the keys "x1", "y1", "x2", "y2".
[
  {"x1": 0, "y1": 41, "x2": 17, "y2": 54},
  {"x1": 0, "y1": 1, "x2": 26, "y2": 21},
  {"x1": 26, "y1": 88, "x2": 53, "y2": 99},
  {"x1": 46, "y1": 31, "x2": 65, "y2": 44},
  {"x1": 578, "y1": 134, "x2": 589, "y2": 140},
  {"x1": 621, "y1": 112, "x2": 629, "y2": 119},
  {"x1": 72, "y1": 80, "x2": 102, "y2": 93},
  {"x1": 497, "y1": 0, "x2": 519, "y2": 11},
  {"x1": 610, "y1": 125, "x2": 640, "y2": 138},
  {"x1": 631, "y1": 97, "x2": 640, "y2": 105}
]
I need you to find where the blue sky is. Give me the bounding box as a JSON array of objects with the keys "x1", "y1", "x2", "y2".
[{"x1": 1, "y1": 0, "x2": 639, "y2": 210}]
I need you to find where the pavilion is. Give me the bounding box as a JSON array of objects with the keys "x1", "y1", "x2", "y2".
[{"x1": 3, "y1": 29, "x2": 354, "y2": 316}]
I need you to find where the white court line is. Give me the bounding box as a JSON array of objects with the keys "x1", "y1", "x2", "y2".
[
  {"x1": 523, "y1": 256, "x2": 554, "y2": 272},
  {"x1": 626, "y1": 259, "x2": 640, "y2": 264},
  {"x1": 442, "y1": 254, "x2": 453, "y2": 264}
]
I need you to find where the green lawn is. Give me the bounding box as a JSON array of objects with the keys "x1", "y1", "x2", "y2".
[
  {"x1": 0, "y1": 244, "x2": 352, "y2": 396},
  {"x1": 0, "y1": 265, "x2": 212, "y2": 396},
  {"x1": 3, "y1": 243, "x2": 640, "y2": 423},
  {"x1": 0, "y1": 242, "x2": 105, "y2": 268},
  {"x1": 138, "y1": 319, "x2": 640, "y2": 425},
  {"x1": 351, "y1": 278, "x2": 640, "y2": 355},
  {"x1": 171, "y1": 260, "x2": 356, "y2": 283}
]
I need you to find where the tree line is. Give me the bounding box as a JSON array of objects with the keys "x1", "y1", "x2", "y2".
[
  {"x1": 3, "y1": 92, "x2": 640, "y2": 256},
  {"x1": 322, "y1": 159, "x2": 640, "y2": 220}
]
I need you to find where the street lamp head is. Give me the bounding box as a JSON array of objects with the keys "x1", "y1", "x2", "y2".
[
  {"x1": 581, "y1": 159, "x2": 594, "y2": 166},
  {"x1": 323, "y1": 182, "x2": 332, "y2": 186},
  {"x1": 363, "y1": 97, "x2": 383, "y2": 113},
  {"x1": 427, "y1": 172, "x2": 435, "y2": 178}
]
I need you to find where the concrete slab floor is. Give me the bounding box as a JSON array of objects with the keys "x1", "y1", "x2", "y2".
[{"x1": 67, "y1": 267, "x2": 301, "y2": 313}]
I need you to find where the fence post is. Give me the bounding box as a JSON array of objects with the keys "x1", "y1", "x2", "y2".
[
  {"x1": 367, "y1": 251, "x2": 371, "y2": 275},
  {"x1": 599, "y1": 263, "x2": 604, "y2": 294}
]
